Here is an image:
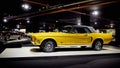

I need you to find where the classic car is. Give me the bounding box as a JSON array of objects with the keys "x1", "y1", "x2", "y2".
[
  {"x1": 28, "y1": 25, "x2": 113, "y2": 52},
  {"x1": 0, "y1": 29, "x2": 25, "y2": 42}
]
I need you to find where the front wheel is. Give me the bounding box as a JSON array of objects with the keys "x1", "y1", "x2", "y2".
[
  {"x1": 92, "y1": 40, "x2": 103, "y2": 51},
  {"x1": 41, "y1": 40, "x2": 55, "y2": 52},
  {"x1": 5, "y1": 35, "x2": 10, "y2": 41}
]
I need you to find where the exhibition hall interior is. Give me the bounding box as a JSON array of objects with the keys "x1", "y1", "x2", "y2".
[{"x1": 0, "y1": 0, "x2": 120, "y2": 68}]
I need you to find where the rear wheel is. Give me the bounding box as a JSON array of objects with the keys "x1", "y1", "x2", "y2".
[
  {"x1": 41, "y1": 40, "x2": 55, "y2": 52},
  {"x1": 92, "y1": 40, "x2": 103, "y2": 51}
]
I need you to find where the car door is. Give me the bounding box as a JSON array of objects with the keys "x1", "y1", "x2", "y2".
[
  {"x1": 75, "y1": 27, "x2": 92, "y2": 45},
  {"x1": 62, "y1": 32, "x2": 79, "y2": 45},
  {"x1": 58, "y1": 27, "x2": 79, "y2": 45}
]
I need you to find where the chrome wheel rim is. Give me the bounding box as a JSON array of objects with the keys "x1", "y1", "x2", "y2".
[
  {"x1": 95, "y1": 41, "x2": 102, "y2": 50},
  {"x1": 44, "y1": 41, "x2": 54, "y2": 52}
]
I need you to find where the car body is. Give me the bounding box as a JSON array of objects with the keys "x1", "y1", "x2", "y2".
[{"x1": 28, "y1": 25, "x2": 113, "y2": 52}]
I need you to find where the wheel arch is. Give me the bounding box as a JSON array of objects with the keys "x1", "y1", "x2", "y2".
[
  {"x1": 92, "y1": 38, "x2": 103, "y2": 46},
  {"x1": 41, "y1": 38, "x2": 57, "y2": 47}
]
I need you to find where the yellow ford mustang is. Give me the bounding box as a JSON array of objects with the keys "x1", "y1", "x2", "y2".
[{"x1": 28, "y1": 25, "x2": 113, "y2": 52}]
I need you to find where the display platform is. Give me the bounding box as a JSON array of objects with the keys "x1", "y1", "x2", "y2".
[{"x1": 0, "y1": 44, "x2": 120, "y2": 58}]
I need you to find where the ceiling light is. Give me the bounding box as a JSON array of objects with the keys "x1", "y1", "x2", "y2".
[
  {"x1": 3, "y1": 18, "x2": 8, "y2": 23},
  {"x1": 22, "y1": 3, "x2": 31, "y2": 10},
  {"x1": 92, "y1": 10, "x2": 99, "y2": 16},
  {"x1": 94, "y1": 22, "x2": 97, "y2": 25},
  {"x1": 77, "y1": 18, "x2": 82, "y2": 25}
]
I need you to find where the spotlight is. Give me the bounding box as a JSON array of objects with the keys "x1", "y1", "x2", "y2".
[
  {"x1": 92, "y1": 10, "x2": 99, "y2": 16},
  {"x1": 26, "y1": 18, "x2": 30, "y2": 23},
  {"x1": 3, "y1": 18, "x2": 8, "y2": 23},
  {"x1": 27, "y1": 20, "x2": 30, "y2": 23},
  {"x1": 22, "y1": 3, "x2": 31, "y2": 10},
  {"x1": 77, "y1": 18, "x2": 82, "y2": 25}
]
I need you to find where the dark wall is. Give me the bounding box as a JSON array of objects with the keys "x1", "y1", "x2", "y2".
[
  {"x1": 115, "y1": 22, "x2": 120, "y2": 46},
  {"x1": 81, "y1": 15, "x2": 90, "y2": 26}
]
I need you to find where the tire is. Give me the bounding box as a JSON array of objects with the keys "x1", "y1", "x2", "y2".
[
  {"x1": 18, "y1": 35, "x2": 22, "y2": 40},
  {"x1": 41, "y1": 40, "x2": 55, "y2": 52},
  {"x1": 92, "y1": 40, "x2": 103, "y2": 51},
  {"x1": 5, "y1": 35, "x2": 10, "y2": 41}
]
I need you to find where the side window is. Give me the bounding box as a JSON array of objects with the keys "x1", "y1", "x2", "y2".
[
  {"x1": 76, "y1": 27, "x2": 91, "y2": 33},
  {"x1": 62, "y1": 27, "x2": 73, "y2": 33},
  {"x1": 66, "y1": 27, "x2": 73, "y2": 33},
  {"x1": 66, "y1": 27, "x2": 77, "y2": 33},
  {"x1": 84, "y1": 28, "x2": 91, "y2": 33}
]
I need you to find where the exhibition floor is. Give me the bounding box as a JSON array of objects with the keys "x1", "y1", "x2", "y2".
[
  {"x1": 0, "y1": 39, "x2": 120, "y2": 68},
  {"x1": 0, "y1": 42, "x2": 120, "y2": 58}
]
